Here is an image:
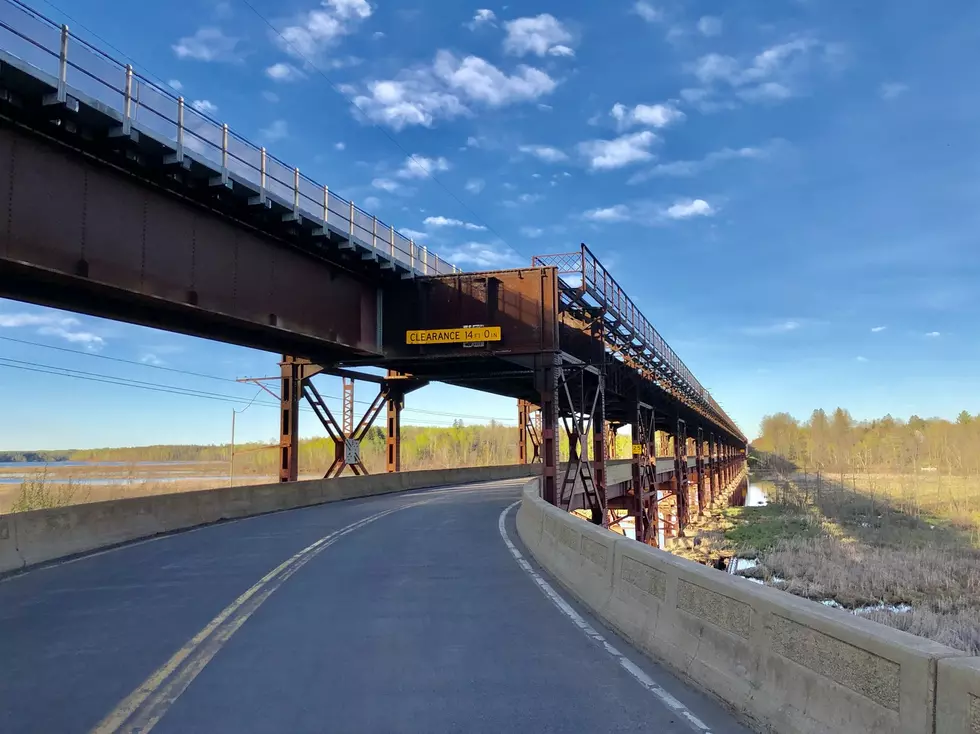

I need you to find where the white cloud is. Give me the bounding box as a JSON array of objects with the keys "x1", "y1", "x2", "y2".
[
  {"x1": 191, "y1": 99, "x2": 218, "y2": 115},
  {"x1": 628, "y1": 145, "x2": 767, "y2": 183},
  {"x1": 398, "y1": 228, "x2": 427, "y2": 241},
  {"x1": 274, "y1": 0, "x2": 372, "y2": 60},
  {"x1": 879, "y1": 82, "x2": 908, "y2": 100},
  {"x1": 465, "y1": 178, "x2": 485, "y2": 194},
  {"x1": 688, "y1": 39, "x2": 826, "y2": 103},
  {"x1": 468, "y1": 9, "x2": 496, "y2": 29},
  {"x1": 697, "y1": 16, "x2": 722, "y2": 37},
  {"x1": 140, "y1": 353, "x2": 164, "y2": 366},
  {"x1": 445, "y1": 242, "x2": 522, "y2": 269},
  {"x1": 0, "y1": 313, "x2": 62, "y2": 328},
  {"x1": 351, "y1": 51, "x2": 556, "y2": 130},
  {"x1": 259, "y1": 119, "x2": 288, "y2": 142},
  {"x1": 578, "y1": 131, "x2": 658, "y2": 170},
  {"x1": 167, "y1": 79, "x2": 183, "y2": 91},
  {"x1": 362, "y1": 195, "x2": 381, "y2": 209},
  {"x1": 737, "y1": 82, "x2": 792, "y2": 102},
  {"x1": 503, "y1": 14, "x2": 573, "y2": 57},
  {"x1": 266, "y1": 62, "x2": 304, "y2": 82},
  {"x1": 396, "y1": 155, "x2": 450, "y2": 179},
  {"x1": 585, "y1": 204, "x2": 630, "y2": 222},
  {"x1": 741, "y1": 320, "x2": 800, "y2": 336},
  {"x1": 856, "y1": 356, "x2": 868, "y2": 363},
  {"x1": 925, "y1": 331, "x2": 941, "y2": 337},
  {"x1": 520, "y1": 226, "x2": 544, "y2": 238},
  {"x1": 37, "y1": 326, "x2": 104, "y2": 347},
  {"x1": 335, "y1": 141, "x2": 345, "y2": 150},
  {"x1": 665, "y1": 198, "x2": 714, "y2": 219},
  {"x1": 518, "y1": 193, "x2": 542, "y2": 204},
  {"x1": 262, "y1": 90, "x2": 280, "y2": 103},
  {"x1": 610, "y1": 102, "x2": 685, "y2": 130},
  {"x1": 372, "y1": 177, "x2": 400, "y2": 192},
  {"x1": 353, "y1": 77, "x2": 467, "y2": 130},
  {"x1": 518, "y1": 144, "x2": 568, "y2": 163},
  {"x1": 434, "y1": 51, "x2": 557, "y2": 105},
  {"x1": 423, "y1": 216, "x2": 486, "y2": 231},
  {"x1": 172, "y1": 27, "x2": 243, "y2": 63},
  {"x1": 633, "y1": 1, "x2": 663, "y2": 22},
  {"x1": 871, "y1": 325, "x2": 887, "y2": 333},
  {"x1": 0, "y1": 312, "x2": 105, "y2": 348}
]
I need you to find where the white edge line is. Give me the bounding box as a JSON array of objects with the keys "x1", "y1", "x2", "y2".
[{"x1": 497, "y1": 500, "x2": 712, "y2": 734}]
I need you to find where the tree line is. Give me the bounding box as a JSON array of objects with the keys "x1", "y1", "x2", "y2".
[
  {"x1": 3, "y1": 421, "x2": 644, "y2": 475},
  {"x1": 754, "y1": 409, "x2": 980, "y2": 477}
]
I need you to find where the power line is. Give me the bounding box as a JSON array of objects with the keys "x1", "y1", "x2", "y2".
[
  {"x1": 0, "y1": 349, "x2": 516, "y2": 424},
  {"x1": 0, "y1": 335, "x2": 232, "y2": 383}
]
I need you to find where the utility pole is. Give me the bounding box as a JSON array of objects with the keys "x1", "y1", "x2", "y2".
[{"x1": 230, "y1": 408, "x2": 236, "y2": 488}]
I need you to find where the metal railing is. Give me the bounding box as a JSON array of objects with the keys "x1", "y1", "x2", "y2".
[
  {"x1": 0, "y1": 0, "x2": 457, "y2": 277},
  {"x1": 533, "y1": 245, "x2": 743, "y2": 439}
]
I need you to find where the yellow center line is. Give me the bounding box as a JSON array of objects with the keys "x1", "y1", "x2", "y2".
[{"x1": 91, "y1": 500, "x2": 428, "y2": 734}]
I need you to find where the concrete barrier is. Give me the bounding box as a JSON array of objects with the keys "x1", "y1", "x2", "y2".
[
  {"x1": 0, "y1": 464, "x2": 537, "y2": 574},
  {"x1": 516, "y1": 480, "x2": 969, "y2": 734},
  {"x1": 936, "y1": 657, "x2": 980, "y2": 733}
]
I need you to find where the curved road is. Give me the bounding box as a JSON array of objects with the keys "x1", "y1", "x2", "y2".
[{"x1": 0, "y1": 479, "x2": 749, "y2": 733}]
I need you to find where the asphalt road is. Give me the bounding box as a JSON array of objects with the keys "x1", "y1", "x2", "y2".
[{"x1": 0, "y1": 479, "x2": 750, "y2": 733}]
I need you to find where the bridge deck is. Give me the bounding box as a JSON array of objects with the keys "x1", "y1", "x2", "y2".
[{"x1": 0, "y1": 479, "x2": 748, "y2": 733}]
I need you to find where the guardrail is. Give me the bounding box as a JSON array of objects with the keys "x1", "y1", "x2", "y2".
[
  {"x1": 0, "y1": 0, "x2": 456, "y2": 277},
  {"x1": 516, "y1": 480, "x2": 974, "y2": 734}
]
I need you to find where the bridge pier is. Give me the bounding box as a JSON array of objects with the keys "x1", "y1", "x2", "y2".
[
  {"x1": 278, "y1": 358, "x2": 425, "y2": 482},
  {"x1": 517, "y1": 399, "x2": 542, "y2": 464},
  {"x1": 630, "y1": 402, "x2": 656, "y2": 545},
  {"x1": 695, "y1": 428, "x2": 705, "y2": 517},
  {"x1": 673, "y1": 419, "x2": 690, "y2": 536}
]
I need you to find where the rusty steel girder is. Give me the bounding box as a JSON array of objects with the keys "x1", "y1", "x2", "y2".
[{"x1": 0, "y1": 125, "x2": 381, "y2": 361}]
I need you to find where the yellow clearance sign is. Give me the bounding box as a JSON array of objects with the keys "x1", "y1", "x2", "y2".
[{"x1": 406, "y1": 326, "x2": 502, "y2": 345}]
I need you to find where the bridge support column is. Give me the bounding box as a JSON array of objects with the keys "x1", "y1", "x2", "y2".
[
  {"x1": 695, "y1": 428, "x2": 705, "y2": 516},
  {"x1": 708, "y1": 433, "x2": 717, "y2": 504},
  {"x1": 630, "y1": 402, "x2": 656, "y2": 545},
  {"x1": 538, "y1": 359, "x2": 559, "y2": 506},
  {"x1": 517, "y1": 399, "x2": 542, "y2": 464},
  {"x1": 518, "y1": 399, "x2": 530, "y2": 465},
  {"x1": 674, "y1": 419, "x2": 689, "y2": 536},
  {"x1": 554, "y1": 363, "x2": 606, "y2": 526},
  {"x1": 385, "y1": 372, "x2": 402, "y2": 473},
  {"x1": 278, "y1": 356, "x2": 311, "y2": 483},
  {"x1": 591, "y1": 376, "x2": 607, "y2": 527}
]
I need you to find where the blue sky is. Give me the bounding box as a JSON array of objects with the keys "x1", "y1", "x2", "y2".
[{"x1": 1, "y1": 0, "x2": 978, "y2": 449}]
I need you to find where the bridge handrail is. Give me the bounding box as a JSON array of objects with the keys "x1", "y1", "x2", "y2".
[
  {"x1": 0, "y1": 0, "x2": 456, "y2": 278},
  {"x1": 533, "y1": 245, "x2": 743, "y2": 439}
]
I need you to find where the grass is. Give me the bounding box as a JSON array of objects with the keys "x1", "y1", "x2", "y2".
[
  {"x1": 8, "y1": 469, "x2": 91, "y2": 512},
  {"x1": 722, "y1": 503, "x2": 820, "y2": 552},
  {"x1": 725, "y1": 470, "x2": 980, "y2": 655}
]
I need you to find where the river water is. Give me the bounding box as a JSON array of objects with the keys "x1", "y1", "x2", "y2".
[{"x1": 0, "y1": 460, "x2": 233, "y2": 485}]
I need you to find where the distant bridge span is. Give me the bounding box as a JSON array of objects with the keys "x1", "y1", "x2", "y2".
[{"x1": 0, "y1": 0, "x2": 746, "y2": 545}]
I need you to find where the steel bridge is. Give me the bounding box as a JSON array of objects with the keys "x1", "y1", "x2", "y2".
[{"x1": 0, "y1": 0, "x2": 746, "y2": 547}]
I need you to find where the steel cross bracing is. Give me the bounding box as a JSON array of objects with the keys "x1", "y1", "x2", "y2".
[{"x1": 532, "y1": 244, "x2": 743, "y2": 441}]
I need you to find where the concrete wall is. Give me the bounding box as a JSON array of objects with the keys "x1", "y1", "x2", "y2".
[
  {"x1": 516, "y1": 480, "x2": 977, "y2": 734},
  {"x1": 0, "y1": 464, "x2": 537, "y2": 574}
]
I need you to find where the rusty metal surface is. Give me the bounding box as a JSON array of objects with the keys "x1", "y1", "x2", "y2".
[
  {"x1": 381, "y1": 267, "x2": 559, "y2": 360},
  {"x1": 0, "y1": 125, "x2": 380, "y2": 356}
]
